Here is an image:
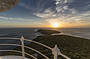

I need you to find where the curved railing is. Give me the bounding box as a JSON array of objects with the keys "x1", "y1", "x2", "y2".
[
  {"x1": 0, "y1": 36, "x2": 71, "y2": 59},
  {"x1": 0, "y1": 37, "x2": 50, "y2": 59},
  {"x1": 0, "y1": 44, "x2": 49, "y2": 59},
  {"x1": 0, "y1": 50, "x2": 37, "y2": 59}
]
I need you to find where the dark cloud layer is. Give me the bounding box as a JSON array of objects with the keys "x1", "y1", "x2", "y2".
[
  {"x1": 68, "y1": 0, "x2": 90, "y2": 12},
  {"x1": 20, "y1": 0, "x2": 90, "y2": 14}
]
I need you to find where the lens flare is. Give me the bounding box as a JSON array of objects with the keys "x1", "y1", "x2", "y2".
[{"x1": 52, "y1": 22, "x2": 60, "y2": 28}]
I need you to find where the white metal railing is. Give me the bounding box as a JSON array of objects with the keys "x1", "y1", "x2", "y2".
[
  {"x1": 0, "y1": 36, "x2": 71, "y2": 59},
  {"x1": 0, "y1": 50, "x2": 37, "y2": 59}
]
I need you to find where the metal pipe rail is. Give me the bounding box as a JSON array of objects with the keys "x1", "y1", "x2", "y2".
[
  {"x1": 0, "y1": 37, "x2": 71, "y2": 59},
  {"x1": 0, "y1": 37, "x2": 50, "y2": 59},
  {"x1": 0, "y1": 50, "x2": 37, "y2": 59},
  {"x1": 0, "y1": 37, "x2": 52, "y2": 50},
  {"x1": 0, "y1": 44, "x2": 49, "y2": 59}
]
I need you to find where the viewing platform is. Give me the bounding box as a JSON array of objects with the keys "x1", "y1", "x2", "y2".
[{"x1": 0, "y1": 56, "x2": 28, "y2": 59}]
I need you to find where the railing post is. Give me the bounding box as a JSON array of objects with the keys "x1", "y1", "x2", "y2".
[
  {"x1": 52, "y1": 45, "x2": 71, "y2": 59},
  {"x1": 52, "y1": 45, "x2": 59, "y2": 59},
  {"x1": 20, "y1": 36, "x2": 25, "y2": 59}
]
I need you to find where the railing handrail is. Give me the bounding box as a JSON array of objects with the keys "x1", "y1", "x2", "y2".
[
  {"x1": 0, "y1": 37, "x2": 50, "y2": 59},
  {"x1": 0, "y1": 37, "x2": 71, "y2": 59},
  {"x1": 0, "y1": 50, "x2": 37, "y2": 59},
  {"x1": 0, "y1": 43, "x2": 49, "y2": 59},
  {"x1": 0, "y1": 37, "x2": 52, "y2": 50}
]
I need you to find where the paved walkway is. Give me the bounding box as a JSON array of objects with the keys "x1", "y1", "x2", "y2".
[{"x1": 0, "y1": 56, "x2": 28, "y2": 59}]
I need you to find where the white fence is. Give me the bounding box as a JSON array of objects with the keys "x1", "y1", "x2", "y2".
[{"x1": 0, "y1": 36, "x2": 71, "y2": 59}]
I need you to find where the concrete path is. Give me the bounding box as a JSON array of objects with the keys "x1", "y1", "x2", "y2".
[{"x1": 0, "y1": 56, "x2": 28, "y2": 59}]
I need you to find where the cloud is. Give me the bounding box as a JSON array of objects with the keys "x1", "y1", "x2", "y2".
[
  {"x1": 65, "y1": 10, "x2": 90, "y2": 23},
  {"x1": 55, "y1": 0, "x2": 68, "y2": 13},
  {"x1": 19, "y1": 0, "x2": 90, "y2": 25},
  {"x1": 0, "y1": 15, "x2": 34, "y2": 22},
  {"x1": 0, "y1": 16, "x2": 8, "y2": 20},
  {"x1": 34, "y1": 0, "x2": 75, "y2": 17},
  {"x1": 19, "y1": 3, "x2": 33, "y2": 11},
  {"x1": 34, "y1": 9, "x2": 56, "y2": 18},
  {"x1": 32, "y1": 0, "x2": 79, "y2": 24}
]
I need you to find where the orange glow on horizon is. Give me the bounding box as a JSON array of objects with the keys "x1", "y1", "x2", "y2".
[{"x1": 50, "y1": 22, "x2": 60, "y2": 28}]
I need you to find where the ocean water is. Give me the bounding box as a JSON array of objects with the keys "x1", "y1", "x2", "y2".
[
  {"x1": 0, "y1": 28, "x2": 90, "y2": 39},
  {"x1": 59, "y1": 28, "x2": 90, "y2": 39},
  {"x1": 0, "y1": 28, "x2": 37, "y2": 39},
  {"x1": 0, "y1": 28, "x2": 38, "y2": 54}
]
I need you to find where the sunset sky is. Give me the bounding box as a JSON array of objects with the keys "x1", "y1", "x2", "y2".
[{"x1": 0, "y1": 0, "x2": 90, "y2": 28}]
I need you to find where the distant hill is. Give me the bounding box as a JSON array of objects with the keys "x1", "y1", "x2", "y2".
[{"x1": 36, "y1": 29, "x2": 61, "y2": 35}]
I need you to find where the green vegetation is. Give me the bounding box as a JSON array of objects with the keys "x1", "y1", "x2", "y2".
[
  {"x1": 37, "y1": 29, "x2": 61, "y2": 35},
  {"x1": 31, "y1": 35, "x2": 90, "y2": 59}
]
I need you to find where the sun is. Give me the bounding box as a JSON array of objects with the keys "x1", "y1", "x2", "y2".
[{"x1": 52, "y1": 22, "x2": 60, "y2": 28}]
